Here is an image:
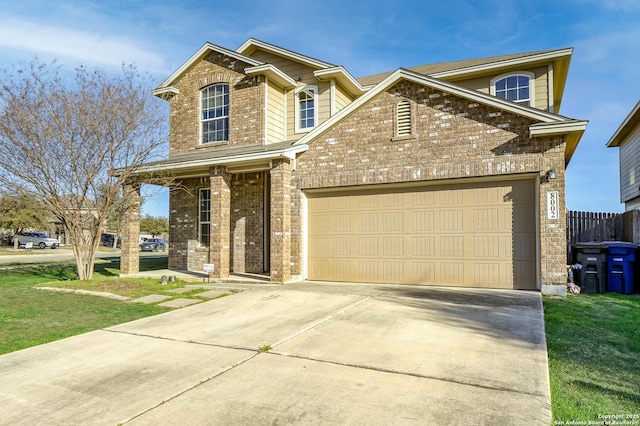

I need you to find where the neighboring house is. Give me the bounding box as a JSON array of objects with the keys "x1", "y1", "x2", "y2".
[
  {"x1": 120, "y1": 38, "x2": 587, "y2": 295},
  {"x1": 606, "y1": 101, "x2": 640, "y2": 211}
]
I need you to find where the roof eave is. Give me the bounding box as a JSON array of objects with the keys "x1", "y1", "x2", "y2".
[
  {"x1": 151, "y1": 86, "x2": 179, "y2": 100},
  {"x1": 294, "y1": 69, "x2": 582, "y2": 155},
  {"x1": 129, "y1": 144, "x2": 309, "y2": 177},
  {"x1": 429, "y1": 48, "x2": 573, "y2": 80},
  {"x1": 153, "y1": 42, "x2": 264, "y2": 91},
  {"x1": 606, "y1": 101, "x2": 640, "y2": 147},
  {"x1": 314, "y1": 67, "x2": 365, "y2": 96},
  {"x1": 237, "y1": 38, "x2": 335, "y2": 70},
  {"x1": 529, "y1": 121, "x2": 588, "y2": 165},
  {"x1": 245, "y1": 64, "x2": 297, "y2": 89}
]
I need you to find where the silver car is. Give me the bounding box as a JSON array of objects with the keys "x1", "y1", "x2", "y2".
[{"x1": 15, "y1": 232, "x2": 60, "y2": 249}]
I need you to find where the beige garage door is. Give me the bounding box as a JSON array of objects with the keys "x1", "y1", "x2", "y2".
[{"x1": 307, "y1": 179, "x2": 537, "y2": 289}]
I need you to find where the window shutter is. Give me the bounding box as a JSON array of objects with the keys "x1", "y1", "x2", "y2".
[{"x1": 397, "y1": 100, "x2": 411, "y2": 136}]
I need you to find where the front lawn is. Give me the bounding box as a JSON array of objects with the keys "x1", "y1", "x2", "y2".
[
  {"x1": 544, "y1": 293, "x2": 640, "y2": 422},
  {"x1": 0, "y1": 257, "x2": 219, "y2": 355}
]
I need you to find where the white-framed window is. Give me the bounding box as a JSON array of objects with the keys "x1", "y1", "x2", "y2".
[
  {"x1": 396, "y1": 100, "x2": 412, "y2": 136},
  {"x1": 201, "y1": 83, "x2": 229, "y2": 143},
  {"x1": 295, "y1": 85, "x2": 317, "y2": 133},
  {"x1": 199, "y1": 188, "x2": 211, "y2": 246},
  {"x1": 490, "y1": 72, "x2": 535, "y2": 107}
]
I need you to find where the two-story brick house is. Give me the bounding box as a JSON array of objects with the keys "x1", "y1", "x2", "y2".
[{"x1": 120, "y1": 39, "x2": 587, "y2": 295}]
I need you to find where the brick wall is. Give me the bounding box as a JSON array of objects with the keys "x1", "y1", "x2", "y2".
[
  {"x1": 291, "y1": 80, "x2": 567, "y2": 290},
  {"x1": 209, "y1": 166, "x2": 231, "y2": 278},
  {"x1": 168, "y1": 51, "x2": 265, "y2": 155},
  {"x1": 270, "y1": 159, "x2": 292, "y2": 282},
  {"x1": 231, "y1": 172, "x2": 265, "y2": 273},
  {"x1": 168, "y1": 178, "x2": 202, "y2": 270},
  {"x1": 120, "y1": 183, "x2": 141, "y2": 274}
]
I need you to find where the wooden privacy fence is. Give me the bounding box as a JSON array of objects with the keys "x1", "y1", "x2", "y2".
[
  {"x1": 566, "y1": 210, "x2": 640, "y2": 261},
  {"x1": 567, "y1": 211, "x2": 623, "y2": 245}
]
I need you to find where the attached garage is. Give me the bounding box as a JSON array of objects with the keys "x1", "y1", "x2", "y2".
[{"x1": 306, "y1": 178, "x2": 538, "y2": 289}]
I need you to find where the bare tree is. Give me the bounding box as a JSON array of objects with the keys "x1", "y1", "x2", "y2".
[{"x1": 0, "y1": 60, "x2": 167, "y2": 279}]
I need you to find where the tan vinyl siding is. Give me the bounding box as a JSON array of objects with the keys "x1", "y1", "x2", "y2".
[
  {"x1": 451, "y1": 65, "x2": 550, "y2": 111},
  {"x1": 532, "y1": 66, "x2": 549, "y2": 110},
  {"x1": 619, "y1": 125, "x2": 640, "y2": 204},
  {"x1": 453, "y1": 76, "x2": 490, "y2": 94},
  {"x1": 286, "y1": 81, "x2": 333, "y2": 140},
  {"x1": 317, "y1": 82, "x2": 331, "y2": 123},
  {"x1": 247, "y1": 49, "x2": 317, "y2": 81},
  {"x1": 335, "y1": 82, "x2": 355, "y2": 112},
  {"x1": 267, "y1": 82, "x2": 286, "y2": 143},
  {"x1": 244, "y1": 48, "x2": 337, "y2": 139}
]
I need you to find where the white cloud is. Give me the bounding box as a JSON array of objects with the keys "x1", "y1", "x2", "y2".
[{"x1": 0, "y1": 17, "x2": 167, "y2": 73}]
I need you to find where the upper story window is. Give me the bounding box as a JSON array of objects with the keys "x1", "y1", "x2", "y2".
[
  {"x1": 396, "y1": 100, "x2": 412, "y2": 136},
  {"x1": 295, "y1": 85, "x2": 317, "y2": 133},
  {"x1": 491, "y1": 72, "x2": 535, "y2": 107},
  {"x1": 199, "y1": 188, "x2": 211, "y2": 246},
  {"x1": 201, "y1": 83, "x2": 229, "y2": 143}
]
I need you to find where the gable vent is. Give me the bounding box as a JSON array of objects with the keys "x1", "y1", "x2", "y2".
[{"x1": 397, "y1": 100, "x2": 412, "y2": 136}]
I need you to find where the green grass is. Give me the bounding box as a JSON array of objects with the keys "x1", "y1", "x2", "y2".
[
  {"x1": 544, "y1": 293, "x2": 640, "y2": 422},
  {"x1": 0, "y1": 256, "x2": 207, "y2": 355}
]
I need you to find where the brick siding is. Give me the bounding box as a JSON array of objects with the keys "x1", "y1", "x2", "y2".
[
  {"x1": 167, "y1": 51, "x2": 265, "y2": 155},
  {"x1": 291, "y1": 81, "x2": 567, "y2": 287}
]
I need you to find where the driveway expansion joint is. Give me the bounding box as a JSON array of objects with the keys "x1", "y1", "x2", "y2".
[
  {"x1": 270, "y1": 296, "x2": 374, "y2": 349},
  {"x1": 103, "y1": 328, "x2": 259, "y2": 353},
  {"x1": 268, "y1": 351, "x2": 548, "y2": 398}
]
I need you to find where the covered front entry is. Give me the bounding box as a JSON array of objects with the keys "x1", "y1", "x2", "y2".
[{"x1": 306, "y1": 178, "x2": 538, "y2": 289}]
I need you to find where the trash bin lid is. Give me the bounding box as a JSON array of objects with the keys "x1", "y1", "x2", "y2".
[
  {"x1": 573, "y1": 242, "x2": 607, "y2": 254},
  {"x1": 604, "y1": 241, "x2": 638, "y2": 257},
  {"x1": 573, "y1": 242, "x2": 607, "y2": 248},
  {"x1": 603, "y1": 241, "x2": 638, "y2": 249}
]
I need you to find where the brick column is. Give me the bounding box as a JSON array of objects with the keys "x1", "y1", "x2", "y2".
[
  {"x1": 540, "y1": 139, "x2": 568, "y2": 295},
  {"x1": 270, "y1": 159, "x2": 292, "y2": 282},
  {"x1": 209, "y1": 166, "x2": 231, "y2": 278},
  {"x1": 121, "y1": 182, "x2": 141, "y2": 275}
]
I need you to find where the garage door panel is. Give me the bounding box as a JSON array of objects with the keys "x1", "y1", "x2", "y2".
[
  {"x1": 358, "y1": 261, "x2": 379, "y2": 281},
  {"x1": 473, "y1": 236, "x2": 501, "y2": 258},
  {"x1": 412, "y1": 262, "x2": 436, "y2": 283},
  {"x1": 439, "y1": 262, "x2": 465, "y2": 284},
  {"x1": 412, "y1": 236, "x2": 435, "y2": 257},
  {"x1": 473, "y1": 263, "x2": 501, "y2": 286},
  {"x1": 307, "y1": 179, "x2": 537, "y2": 289},
  {"x1": 411, "y1": 211, "x2": 434, "y2": 231}
]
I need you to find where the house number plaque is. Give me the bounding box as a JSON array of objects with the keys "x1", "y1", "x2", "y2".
[{"x1": 547, "y1": 191, "x2": 559, "y2": 219}]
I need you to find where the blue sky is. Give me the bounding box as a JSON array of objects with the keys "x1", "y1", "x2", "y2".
[{"x1": 1, "y1": 0, "x2": 638, "y2": 217}]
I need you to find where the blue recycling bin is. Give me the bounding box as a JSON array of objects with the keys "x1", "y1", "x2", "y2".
[{"x1": 603, "y1": 242, "x2": 638, "y2": 294}]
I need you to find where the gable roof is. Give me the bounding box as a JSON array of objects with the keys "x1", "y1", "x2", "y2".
[
  {"x1": 237, "y1": 38, "x2": 336, "y2": 70},
  {"x1": 357, "y1": 48, "x2": 573, "y2": 115},
  {"x1": 607, "y1": 101, "x2": 640, "y2": 147},
  {"x1": 237, "y1": 38, "x2": 365, "y2": 95},
  {"x1": 294, "y1": 67, "x2": 587, "y2": 164},
  {"x1": 152, "y1": 42, "x2": 265, "y2": 97},
  {"x1": 357, "y1": 48, "x2": 573, "y2": 86}
]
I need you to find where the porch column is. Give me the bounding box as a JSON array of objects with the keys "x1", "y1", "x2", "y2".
[
  {"x1": 209, "y1": 166, "x2": 231, "y2": 278},
  {"x1": 121, "y1": 182, "x2": 141, "y2": 275},
  {"x1": 270, "y1": 159, "x2": 292, "y2": 282}
]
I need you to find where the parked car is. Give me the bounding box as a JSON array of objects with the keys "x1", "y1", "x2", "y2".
[
  {"x1": 13, "y1": 232, "x2": 60, "y2": 249},
  {"x1": 140, "y1": 238, "x2": 166, "y2": 252},
  {"x1": 100, "y1": 234, "x2": 121, "y2": 248}
]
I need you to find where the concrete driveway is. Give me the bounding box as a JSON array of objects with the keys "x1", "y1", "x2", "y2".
[{"x1": 0, "y1": 283, "x2": 551, "y2": 425}]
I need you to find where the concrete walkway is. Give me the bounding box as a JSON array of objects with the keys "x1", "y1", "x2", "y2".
[{"x1": 0, "y1": 283, "x2": 551, "y2": 425}]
